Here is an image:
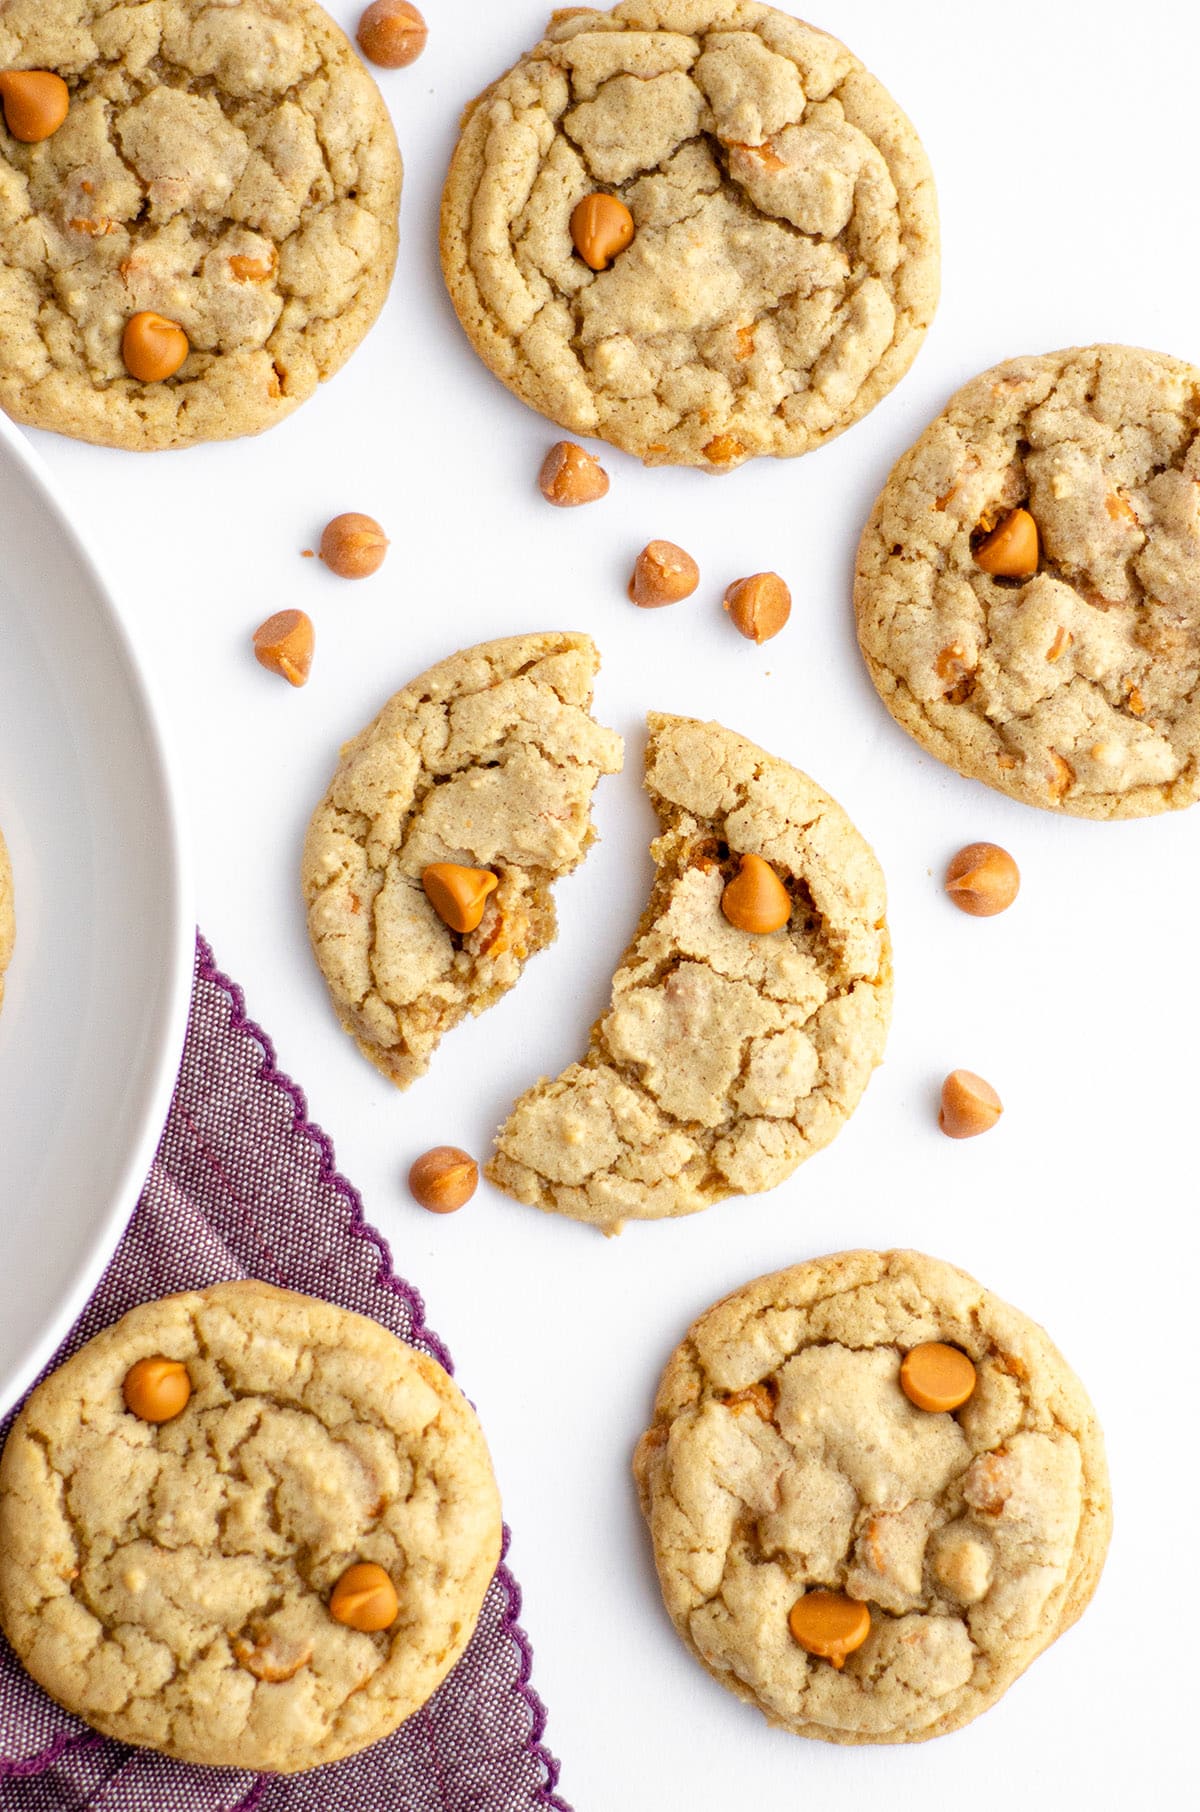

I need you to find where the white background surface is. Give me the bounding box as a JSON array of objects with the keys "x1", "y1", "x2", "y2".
[{"x1": 11, "y1": 1, "x2": 1199, "y2": 1804}]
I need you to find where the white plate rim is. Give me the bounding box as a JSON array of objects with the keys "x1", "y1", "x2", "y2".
[{"x1": 0, "y1": 411, "x2": 194, "y2": 1416}]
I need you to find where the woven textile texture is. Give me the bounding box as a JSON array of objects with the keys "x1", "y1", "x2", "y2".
[{"x1": 0, "y1": 935, "x2": 569, "y2": 1812}]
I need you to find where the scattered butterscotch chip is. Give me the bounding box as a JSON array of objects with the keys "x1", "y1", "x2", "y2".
[
  {"x1": 357, "y1": 0, "x2": 427, "y2": 67},
  {"x1": 723, "y1": 572, "x2": 791, "y2": 644},
  {"x1": 721, "y1": 852, "x2": 791, "y2": 935},
  {"x1": 319, "y1": 512, "x2": 389, "y2": 579},
  {"x1": 787, "y1": 1591, "x2": 871, "y2": 1669},
  {"x1": 329, "y1": 1562, "x2": 399, "y2": 1632},
  {"x1": 122, "y1": 311, "x2": 189, "y2": 383},
  {"x1": 939, "y1": 1069, "x2": 1003, "y2": 1139},
  {"x1": 422, "y1": 862, "x2": 498, "y2": 934},
  {"x1": 628, "y1": 540, "x2": 700, "y2": 608},
  {"x1": 973, "y1": 507, "x2": 1039, "y2": 578},
  {"x1": 409, "y1": 1145, "x2": 479, "y2": 1214},
  {"x1": 944, "y1": 842, "x2": 1020, "y2": 917},
  {"x1": 253, "y1": 610, "x2": 315, "y2": 687},
  {"x1": 538, "y1": 440, "x2": 609, "y2": 507},
  {"x1": 0, "y1": 69, "x2": 69, "y2": 142},
  {"x1": 569, "y1": 192, "x2": 635, "y2": 271},
  {"x1": 725, "y1": 1382, "x2": 775, "y2": 1421},
  {"x1": 1046, "y1": 625, "x2": 1073, "y2": 662},
  {"x1": 900, "y1": 1342, "x2": 977, "y2": 1413},
  {"x1": 122, "y1": 1356, "x2": 191, "y2": 1424}
]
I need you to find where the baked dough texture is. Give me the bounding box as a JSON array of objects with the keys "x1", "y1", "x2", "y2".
[
  {"x1": 0, "y1": 1281, "x2": 503, "y2": 1773},
  {"x1": 488, "y1": 714, "x2": 891, "y2": 1230},
  {"x1": 634, "y1": 1250, "x2": 1111, "y2": 1744},
  {"x1": 855, "y1": 344, "x2": 1200, "y2": 817},
  {"x1": 303, "y1": 632, "x2": 623, "y2": 1090},
  {"x1": 0, "y1": 0, "x2": 401, "y2": 449},
  {"x1": 0, "y1": 824, "x2": 13, "y2": 1010},
  {"x1": 440, "y1": 1, "x2": 938, "y2": 470}
]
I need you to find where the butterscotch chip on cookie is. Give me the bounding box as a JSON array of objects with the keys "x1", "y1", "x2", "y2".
[
  {"x1": 0, "y1": 824, "x2": 13, "y2": 1010},
  {"x1": 440, "y1": 2, "x2": 939, "y2": 471},
  {"x1": 303, "y1": 633, "x2": 623, "y2": 1089},
  {"x1": 854, "y1": 345, "x2": 1200, "y2": 817},
  {"x1": 0, "y1": 1282, "x2": 502, "y2": 1772},
  {"x1": 633, "y1": 1250, "x2": 1111, "y2": 1743},
  {"x1": 0, "y1": 0, "x2": 401, "y2": 449},
  {"x1": 488, "y1": 714, "x2": 891, "y2": 1230}
]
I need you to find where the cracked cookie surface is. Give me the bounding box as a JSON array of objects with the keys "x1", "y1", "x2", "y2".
[
  {"x1": 303, "y1": 632, "x2": 623, "y2": 1090},
  {"x1": 633, "y1": 1250, "x2": 1111, "y2": 1744},
  {"x1": 0, "y1": 824, "x2": 13, "y2": 1011},
  {"x1": 855, "y1": 344, "x2": 1200, "y2": 817},
  {"x1": 0, "y1": 1281, "x2": 502, "y2": 1773},
  {"x1": 440, "y1": 1, "x2": 938, "y2": 471},
  {"x1": 0, "y1": 0, "x2": 401, "y2": 448},
  {"x1": 488, "y1": 713, "x2": 891, "y2": 1230}
]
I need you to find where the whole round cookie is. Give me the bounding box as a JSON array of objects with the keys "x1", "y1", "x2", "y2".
[
  {"x1": 440, "y1": 2, "x2": 938, "y2": 471},
  {"x1": 489, "y1": 713, "x2": 892, "y2": 1230},
  {"x1": 0, "y1": 824, "x2": 13, "y2": 1009},
  {"x1": 634, "y1": 1250, "x2": 1111, "y2": 1744},
  {"x1": 0, "y1": 0, "x2": 401, "y2": 449},
  {"x1": 303, "y1": 632, "x2": 623, "y2": 1089},
  {"x1": 855, "y1": 344, "x2": 1200, "y2": 817},
  {"x1": 0, "y1": 1282, "x2": 502, "y2": 1772}
]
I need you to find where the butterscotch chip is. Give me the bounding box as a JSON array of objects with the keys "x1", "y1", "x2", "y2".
[
  {"x1": 569, "y1": 192, "x2": 635, "y2": 271},
  {"x1": 409, "y1": 1146, "x2": 479, "y2": 1214},
  {"x1": 488, "y1": 714, "x2": 891, "y2": 1229},
  {"x1": 440, "y1": 2, "x2": 940, "y2": 471},
  {"x1": 121, "y1": 312, "x2": 188, "y2": 383},
  {"x1": 633, "y1": 1249, "x2": 1111, "y2": 1743},
  {"x1": 122, "y1": 1356, "x2": 191, "y2": 1424},
  {"x1": 0, "y1": 1282, "x2": 502, "y2": 1772},
  {"x1": 356, "y1": 0, "x2": 427, "y2": 68},
  {"x1": 422, "y1": 863, "x2": 499, "y2": 934},
  {"x1": 0, "y1": 69, "x2": 69, "y2": 142},
  {"x1": 944, "y1": 842, "x2": 1019, "y2": 917},
  {"x1": 303, "y1": 633, "x2": 623, "y2": 1088},
  {"x1": 973, "y1": 506, "x2": 1039, "y2": 577},
  {"x1": 939, "y1": 1069, "x2": 1002, "y2": 1139},
  {"x1": 0, "y1": 0, "x2": 402, "y2": 450},
  {"x1": 855, "y1": 345, "x2": 1200, "y2": 818},
  {"x1": 724, "y1": 572, "x2": 791, "y2": 644},
  {"x1": 320, "y1": 512, "x2": 389, "y2": 578},
  {"x1": 628, "y1": 540, "x2": 699, "y2": 608},
  {"x1": 538, "y1": 440, "x2": 609, "y2": 506},
  {"x1": 329, "y1": 1562, "x2": 399, "y2": 1631},
  {"x1": 253, "y1": 609, "x2": 314, "y2": 687},
  {"x1": 900, "y1": 1342, "x2": 977, "y2": 1413},
  {"x1": 720, "y1": 852, "x2": 791, "y2": 934},
  {"x1": 788, "y1": 1591, "x2": 871, "y2": 1668}
]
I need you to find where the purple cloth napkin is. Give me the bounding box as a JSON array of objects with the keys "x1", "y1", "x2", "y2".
[{"x1": 0, "y1": 935, "x2": 569, "y2": 1812}]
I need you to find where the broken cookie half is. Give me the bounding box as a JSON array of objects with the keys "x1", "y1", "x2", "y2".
[
  {"x1": 488, "y1": 713, "x2": 892, "y2": 1230},
  {"x1": 303, "y1": 632, "x2": 623, "y2": 1088}
]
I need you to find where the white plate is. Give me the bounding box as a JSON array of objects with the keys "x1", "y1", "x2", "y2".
[{"x1": 0, "y1": 412, "x2": 192, "y2": 1415}]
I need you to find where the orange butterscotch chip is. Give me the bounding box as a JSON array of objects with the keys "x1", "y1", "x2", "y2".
[
  {"x1": 253, "y1": 610, "x2": 314, "y2": 687},
  {"x1": 721, "y1": 853, "x2": 791, "y2": 935},
  {"x1": 0, "y1": 69, "x2": 69, "y2": 141},
  {"x1": 725, "y1": 1382, "x2": 775, "y2": 1421},
  {"x1": 357, "y1": 0, "x2": 427, "y2": 68},
  {"x1": 900, "y1": 1343, "x2": 977, "y2": 1413},
  {"x1": 787, "y1": 1592, "x2": 870, "y2": 1669},
  {"x1": 329, "y1": 1563, "x2": 398, "y2": 1632},
  {"x1": 939, "y1": 1069, "x2": 1003, "y2": 1139},
  {"x1": 123, "y1": 1356, "x2": 192, "y2": 1424},
  {"x1": 408, "y1": 1145, "x2": 478, "y2": 1214},
  {"x1": 422, "y1": 863, "x2": 498, "y2": 934},
  {"x1": 122, "y1": 311, "x2": 189, "y2": 382},
  {"x1": 973, "y1": 507, "x2": 1039, "y2": 578},
  {"x1": 944, "y1": 842, "x2": 1019, "y2": 918},
  {"x1": 704, "y1": 433, "x2": 747, "y2": 466},
  {"x1": 229, "y1": 250, "x2": 277, "y2": 282},
  {"x1": 569, "y1": 192, "x2": 634, "y2": 271},
  {"x1": 1046, "y1": 626, "x2": 1073, "y2": 662}
]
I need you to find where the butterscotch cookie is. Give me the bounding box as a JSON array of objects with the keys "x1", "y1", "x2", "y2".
[
  {"x1": 488, "y1": 714, "x2": 891, "y2": 1230},
  {"x1": 303, "y1": 633, "x2": 623, "y2": 1089},
  {"x1": 440, "y1": 2, "x2": 938, "y2": 471},
  {"x1": 854, "y1": 345, "x2": 1200, "y2": 817},
  {"x1": 634, "y1": 1250, "x2": 1111, "y2": 1744},
  {"x1": 0, "y1": 0, "x2": 401, "y2": 449},
  {"x1": 0, "y1": 1281, "x2": 502, "y2": 1773},
  {"x1": 0, "y1": 824, "x2": 13, "y2": 1009}
]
